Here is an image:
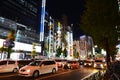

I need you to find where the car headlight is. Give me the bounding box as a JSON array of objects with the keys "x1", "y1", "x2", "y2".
[
  {"x1": 89, "y1": 63, "x2": 91, "y2": 65},
  {"x1": 26, "y1": 69, "x2": 30, "y2": 72},
  {"x1": 94, "y1": 64, "x2": 96, "y2": 67},
  {"x1": 104, "y1": 63, "x2": 107, "y2": 66},
  {"x1": 100, "y1": 64, "x2": 103, "y2": 67},
  {"x1": 100, "y1": 64, "x2": 104, "y2": 68},
  {"x1": 67, "y1": 64, "x2": 70, "y2": 67}
]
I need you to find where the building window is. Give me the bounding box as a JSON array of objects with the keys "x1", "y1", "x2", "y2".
[
  {"x1": 27, "y1": 3, "x2": 37, "y2": 13},
  {"x1": 19, "y1": 0, "x2": 25, "y2": 5}
]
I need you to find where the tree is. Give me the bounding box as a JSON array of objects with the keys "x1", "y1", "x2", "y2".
[
  {"x1": 80, "y1": 0, "x2": 119, "y2": 67},
  {"x1": 4, "y1": 29, "x2": 15, "y2": 59},
  {"x1": 7, "y1": 29, "x2": 15, "y2": 41},
  {"x1": 63, "y1": 48, "x2": 67, "y2": 57},
  {"x1": 73, "y1": 52, "x2": 79, "y2": 59},
  {"x1": 31, "y1": 43, "x2": 36, "y2": 59},
  {"x1": 56, "y1": 47, "x2": 62, "y2": 57}
]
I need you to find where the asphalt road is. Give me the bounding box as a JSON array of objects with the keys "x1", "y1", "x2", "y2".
[{"x1": 0, "y1": 67, "x2": 99, "y2": 80}]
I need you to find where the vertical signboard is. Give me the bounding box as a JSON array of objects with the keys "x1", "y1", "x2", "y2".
[{"x1": 40, "y1": 0, "x2": 46, "y2": 41}]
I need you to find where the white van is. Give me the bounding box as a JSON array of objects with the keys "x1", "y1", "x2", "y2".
[
  {"x1": 19, "y1": 60, "x2": 58, "y2": 77},
  {"x1": 93, "y1": 59, "x2": 107, "y2": 69},
  {"x1": 0, "y1": 60, "x2": 19, "y2": 73}
]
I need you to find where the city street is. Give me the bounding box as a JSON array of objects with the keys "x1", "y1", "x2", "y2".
[{"x1": 0, "y1": 67, "x2": 99, "y2": 80}]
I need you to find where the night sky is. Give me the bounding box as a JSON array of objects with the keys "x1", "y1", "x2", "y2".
[{"x1": 46, "y1": 0, "x2": 85, "y2": 39}]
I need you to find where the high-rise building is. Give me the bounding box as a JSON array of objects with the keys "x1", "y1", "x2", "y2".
[
  {"x1": 0, "y1": 0, "x2": 41, "y2": 32},
  {"x1": 0, "y1": 1, "x2": 42, "y2": 59}
]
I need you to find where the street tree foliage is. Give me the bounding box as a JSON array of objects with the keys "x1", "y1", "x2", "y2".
[
  {"x1": 80, "y1": 0, "x2": 119, "y2": 64},
  {"x1": 63, "y1": 48, "x2": 67, "y2": 57},
  {"x1": 73, "y1": 52, "x2": 79, "y2": 59},
  {"x1": 56, "y1": 47, "x2": 62, "y2": 57},
  {"x1": 6, "y1": 29, "x2": 16, "y2": 59},
  {"x1": 31, "y1": 43, "x2": 36, "y2": 59},
  {"x1": 7, "y1": 29, "x2": 15, "y2": 41}
]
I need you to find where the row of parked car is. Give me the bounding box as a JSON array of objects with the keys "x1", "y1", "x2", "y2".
[
  {"x1": 79, "y1": 59, "x2": 107, "y2": 69},
  {"x1": 0, "y1": 59, "x2": 80, "y2": 77},
  {"x1": 0, "y1": 60, "x2": 32, "y2": 73},
  {"x1": 0, "y1": 58, "x2": 106, "y2": 78},
  {"x1": 55, "y1": 58, "x2": 107, "y2": 69},
  {"x1": 55, "y1": 59, "x2": 80, "y2": 69}
]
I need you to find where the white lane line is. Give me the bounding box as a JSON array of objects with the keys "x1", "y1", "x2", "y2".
[{"x1": 81, "y1": 71, "x2": 98, "y2": 80}]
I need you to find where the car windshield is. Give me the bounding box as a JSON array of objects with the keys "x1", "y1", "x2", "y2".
[
  {"x1": 95, "y1": 60, "x2": 103, "y2": 62},
  {"x1": 18, "y1": 60, "x2": 32, "y2": 65},
  {"x1": 55, "y1": 59, "x2": 67, "y2": 62},
  {"x1": 55, "y1": 60, "x2": 62, "y2": 62},
  {"x1": 28, "y1": 61, "x2": 41, "y2": 66},
  {"x1": 85, "y1": 61, "x2": 92, "y2": 63},
  {"x1": 0, "y1": 61, "x2": 7, "y2": 65},
  {"x1": 67, "y1": 61, "x2": 77, "y2": 64}
]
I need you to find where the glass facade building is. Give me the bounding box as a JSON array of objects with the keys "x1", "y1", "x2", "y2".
[
  {"x1": 0, "y1": 16, "x2": 40, "y2": 44},
  {"x1": 0, "y1": 0, "x2": 41, "y2": 32}
]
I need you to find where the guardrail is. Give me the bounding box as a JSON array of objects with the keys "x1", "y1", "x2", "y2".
[{"x1": 81, "y1": 70, "x2": 105, "y2": 80}]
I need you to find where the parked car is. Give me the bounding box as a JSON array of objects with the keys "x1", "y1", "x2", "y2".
[
  {"x1": 64, "y1": 60, "x2": 80, "y2": 69},
  {"x1": 78, "y1": 60, "x2": 85, "y2": 65},
  {"x1": 93, "y1": 59, "x2": 107, "y2": 69},
  {"x1": 84, "y1": 59, "x2": 94, "y2": 67},
  {"x1": 19, "y1": 60, "x2": 58, "y2": 77},
  {"x1": 0, "y1": 60, "x2": 19, "y2": 73},
  {"x1": 17, "y1": 60, "x2": 32, "y2": 68},
  {"x1": 55, "y1": 59, "x2": 67, "y2": 68}
]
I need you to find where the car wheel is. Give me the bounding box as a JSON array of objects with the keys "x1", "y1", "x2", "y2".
[
  {"x1": 64, "y1": 65, "x2": 68, "y2": 69},
  {"x1": 52, "y1": 68, "x2": 56, "y2": 74},
  {"x1": 13, "y1": 68, "x2": 18, "y2": 73},
  {"x1": 33, "y1": 71, "x2": 39, "y2": 78}
]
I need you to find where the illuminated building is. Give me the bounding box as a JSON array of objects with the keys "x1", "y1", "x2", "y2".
[
  {"x1": 114, "y1": 0, "x2": 120, "y2": 60},
  {"x1": 0, "y1": 17, "x2": 40, "y2": 44},
  {"x1": 79, "y1": 35, "x2": 94, "y2": 60},
  {"x1": 56, "y1": 22, "x2": 62, "y2": 48},
  {"x1": 73, "y1": 40, "x2": 80, "y2": 58},
  {"x1": 66, "y1": 30, "x2": 73, "y2": 59},
  {"x1": 48, "y1": 17, "x2": 54, "y2": 57},
  {"x1": 0, "y1": 0, "x2": 41, "y2": 32},
  {"x1": 0, "y1": 17, "x2": 41, "y2": 60},
  {"x1": 0, "y1": 0, "x2": 42, "y2": 59},
  {"x1": 73, "y1": 35, "x2": 94, "y2": 60},
  {"x1": 0, "y1": 0, "x2": 74, "y2": 59},
  {"x1": 40, "y1": 0, "x2": 46, "y2": 42}
]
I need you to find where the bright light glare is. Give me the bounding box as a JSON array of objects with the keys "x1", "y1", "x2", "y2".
[
  {"x1": 0, "y1": 38, "x2": 41, "y2": 52},
  {"x1": 26, "y1": 69, "x2": 30, "y2": 72}
]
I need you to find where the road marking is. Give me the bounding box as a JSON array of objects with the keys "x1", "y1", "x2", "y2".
[{"x1": 81, "y1": 71, "x2": 98, "y2": 80}]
